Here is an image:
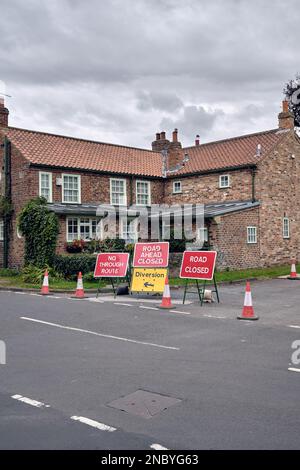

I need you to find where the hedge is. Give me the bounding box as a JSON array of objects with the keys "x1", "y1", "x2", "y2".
[{"x1": 53, "y1": 254, "x2": 97, "y2": 279}]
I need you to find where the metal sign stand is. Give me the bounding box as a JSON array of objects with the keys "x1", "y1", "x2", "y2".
[
  {"x1": 182, "y1": 275, "x2": 220, "y2": 306},
  {"x1": 96, "y1": 277, "x2": 116, "y2": 299}
]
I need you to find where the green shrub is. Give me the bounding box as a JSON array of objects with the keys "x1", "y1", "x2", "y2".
[
  {"x1": 53, "y1": 254, "x2": 97, "y2": 279},
  {"x1": 0, "y1": 268, "x2": 19, "y2": 277},
  {"x1": 84, "y1": 237, "x2": 126, "y2": 254},
  {"x1": 82, "y1": 271, "x2": 97, "y2": 282},
  {"x1": 21, "y1": 265, "x2": 61, "y2": 285}
]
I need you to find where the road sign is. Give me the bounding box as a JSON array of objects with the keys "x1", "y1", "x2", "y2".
[
  {"x1": 94, "y1": 253, "x2": 129, "y2": 278},
  {"x1": 133, "y1": 242, "x2": 169, "y2": 268},
  {"x1": 131, "y1": 268, "x2": 168, "y2": 293},
  {"x1": 180, "y1": 251, "x2": 217, "y2": 280}
]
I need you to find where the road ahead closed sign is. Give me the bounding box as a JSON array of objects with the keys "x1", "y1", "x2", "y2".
[
  {"x1": 180, "y1": 251, "x2": 217, "y2": 280},
  {"x1": 133, "y1": 242, "x2": 169, "y2": 268},
  {"x1": 94, "y1": 253, "x2": 129, "y2": 278},
  {"x1": 131, "y1": 268, "x2": 168, "y2": 293}
]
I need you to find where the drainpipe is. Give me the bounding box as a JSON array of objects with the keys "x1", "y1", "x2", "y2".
[
  {"x1": 3, "y1": 136, "x2": 11, "y2": 268},
  {"x1": 251, "y1": 168, "x2": 256, "y2": 203}
]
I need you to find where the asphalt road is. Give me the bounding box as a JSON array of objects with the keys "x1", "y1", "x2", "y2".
[{"x1": 0, "y1": 279, "x2": 300, "y2": 450}]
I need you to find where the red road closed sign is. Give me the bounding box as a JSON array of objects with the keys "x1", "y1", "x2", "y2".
[
  {"x1": 180, "y1": 251, "x2": 217, "y2": 280},
  {"x1": 94, "y1": 253, "x2": 129, "y2": 278},
  {"x1": 133, "y1": 242, "x2": 169, "y2": 268}
]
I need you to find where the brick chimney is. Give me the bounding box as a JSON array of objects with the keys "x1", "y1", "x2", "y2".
[
  {"x1": 168, "y1": 128, "x2": 183, "y2": 169},
  {"x1": 278, "y1": 100, "x2": 294, "y2": 129},
  {"x1": 0, "y1": 97, "x2": 9, "y2": 127},
  {"x1": 152, "y1": 131, "x2": 170, "y2": 152},
  {"x1": 152, "y1": 129, "x2": 184, "y2": 171}
]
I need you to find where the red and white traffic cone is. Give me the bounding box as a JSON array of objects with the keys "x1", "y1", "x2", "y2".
[
  {"x1": 40, "y1": 270, "x2": 51, "y2": 295},
  {"x1": 159, "y1": 276, "x2": 175, "y2": 309},
  {"x1": 72, "y1": 272, "x2": 88, "y2": 299},
  {"x1": 288, "y1": 258, "x2": 299, "y2": 280},
  {"x1": 237, "y1": 281, "x2": 258, "y2": 321}
]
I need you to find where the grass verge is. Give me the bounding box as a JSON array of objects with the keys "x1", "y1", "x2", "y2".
[{"x1": 0, "y1": 264, "x2": 297, "y2": 290}]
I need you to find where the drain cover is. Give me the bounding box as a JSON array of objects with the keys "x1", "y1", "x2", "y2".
[{"x1": 107, "y1": 390, "x2": 181, "y2": 419}]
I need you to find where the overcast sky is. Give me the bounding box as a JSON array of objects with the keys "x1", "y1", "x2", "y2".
[{"x1": 0, "y1": 0, "x2": 299, "y2": 148}]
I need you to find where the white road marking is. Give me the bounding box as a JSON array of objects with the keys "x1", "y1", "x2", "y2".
[
  {"x1": 139, "y1": 306, "x2": 159, "y2": 311},
  {"x1": 288, "y1": 325, "x2": 300, "y2": 329},
  {"x1": 114, "y1": 303, "x2": 131, "y2": 307},
  {"x1": 150, "y1": 443, "x2": 169, "y2": 450},
  {"x1": 85, "y1": 297, "x2": 105, "y2": 303},
  {"x1": 20, "y1": 317, "x2": 180, "y2": 351},
  {"x1": 29, "y1": 293, "x2": 40, "y2": 296},
  {"x1": 48, "y1": 296, "x2": 63, "y2": 299},
  {"x1": 11, "y1": 394, "x2": 50, "y2": 408},
  {"x1": 15, "y1": 292, "x2": 26, "y2": 295},
  {"x1": 288, "y1": 368, "x2": 300, "y2": 373},
  {"x1": 170, "y1": 310, "x2": 191, "y2": 315},
  {"x1": 71, "y1": 416, "x2": 116, "y2": 432}
]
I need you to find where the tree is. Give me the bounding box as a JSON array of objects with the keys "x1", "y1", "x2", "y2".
[
  {"x1": 284, "y1": 75, "x2": 300, "y2": 127},
  {"x1": 18, "y1": 197, "x2": 59, "y2": 267}
]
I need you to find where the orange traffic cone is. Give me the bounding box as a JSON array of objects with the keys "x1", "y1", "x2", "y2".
[
  {"x1": 72, "y1": 272, "x2": 88, "y2": 299},
  {"x1": 237, "y1": 281, "x2": 258, "y2": 321},
  {"x1": 40, "y1": 270, "x2": 51, "y2": 295},
  {"x1": 159, "y1": 276, "x2": 175, "y2": 309},
  {"x1": 288, "y1": 258, "x2": 300, "y2": 280}
]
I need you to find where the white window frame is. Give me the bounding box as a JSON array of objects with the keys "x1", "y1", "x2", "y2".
[
  {"x1": 62, "y1": 174, "x2": 81, "y2": 204},
  {"x1": 120, "y1": 218, "x2": 138, "y2": 243},
  {"x1": 196, "y1": 227, "x2": 209, "y2": 243},
  {"x1": 66, "y1": 217, "x2": 99, "y2": 242},
  {"x1": 110, "y1": 178, "x2": 127, "y2": 206},
  {"x1": 0, "y1": 219, "x2": 3, "y2": 241},
  {"x1": 136, "y1": 180, "x2": 151, "y2": 206},
  {"x1": 39, "y1": 171, "x2": 52, "y2": 203},
  {"x1": 219, "y1": 174, "x2": 230, "y2": 188},
  {"x1": 283, "y1": 217, "x2": 290, "y2": 239},
  {"x1": 247, "y1": 226, "x2": 257, "y2": 244},
  {"x1": 173, "y1": 181, "x2": 182, "y2": 194}
]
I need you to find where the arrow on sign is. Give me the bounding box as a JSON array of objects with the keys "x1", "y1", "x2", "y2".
[{"x1": 144, "y1": 282, "x2": 154, "y2": 287}]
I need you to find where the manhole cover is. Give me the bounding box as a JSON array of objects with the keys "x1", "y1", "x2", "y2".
[{"x1": 107, "y1": 390, "x2": 181, "y2": 419}]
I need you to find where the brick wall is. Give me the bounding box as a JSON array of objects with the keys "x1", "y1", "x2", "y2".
[
  {"x1": 208, "y1": 207, "x2": 260, "y2": 270},
  {"x1": 256, "y1": 130, "x2": 300, "y2": 266},
  {"x1": 164, "y1": 168, "x2": 253, "y2": 205}
]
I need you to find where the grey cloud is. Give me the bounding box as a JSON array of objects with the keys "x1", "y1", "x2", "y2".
[
  {"x1": 136, "y1": 91, "x2": 183, "y2": 113},
  {"x1": 160, "y1": 105, "x2": 223, "y2": 143},
  {"x1": 0, "y1": 0, "x2": 300, "y2": 148}
]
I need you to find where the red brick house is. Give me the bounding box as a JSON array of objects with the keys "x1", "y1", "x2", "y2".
[{"x1": 0, "y1": 97, "x2": 299, "y2": 270}]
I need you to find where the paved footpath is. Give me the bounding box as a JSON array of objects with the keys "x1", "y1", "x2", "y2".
[{"x1": 0, "y1": 279, "x2": 299, "y2": 449}]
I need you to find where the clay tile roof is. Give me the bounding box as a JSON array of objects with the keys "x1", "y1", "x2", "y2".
[
  {"x1": 4, "y1": 127, "x2": 163, "y2": 178},
  {"x1": 179, "y1": 128, "x2": 289, "y2": 175},
  {"x1": 2, "y1": 126, "x2": 290, "y2": 178}
]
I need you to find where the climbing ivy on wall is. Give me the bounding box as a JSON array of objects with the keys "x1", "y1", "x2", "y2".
[{"x1": 18, "y1": 197, "x2": 59, "y2": 267}]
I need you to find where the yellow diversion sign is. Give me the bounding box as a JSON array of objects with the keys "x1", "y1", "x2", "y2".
[{"x1": 131, "y1": 268, "x2": 168, "y2": 293}]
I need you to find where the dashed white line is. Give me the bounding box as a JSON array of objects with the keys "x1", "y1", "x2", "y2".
[
  {"x1": 15, "y1": 291, "x2": 26, "y2": 295},
  {"x1": 71, "y1": 416, "x2": 116, "y2": 432},
  {"x1": 288, "y1": 325, "x2": 300, "y2": 329},
  {"x1": 288, "y1": 367, "x2": 300, "y2": 373},
  {"x1": 86, "y1": 297, "x2": 105, "y2": 303},
  {"x1": 170, "y1": 310, "x2": 191, "y2": 315},
  {"x1": 20, "y1": 317, "x2": 180, "y2": 351},
  {"x1": 114, "y1": 303, "x2": 132, "y2": 307},
  {"x1": 11, "y1": 394, "x2": 50, "y2": 408},
  {"x1": 139, "y1": 306, "x2": 159, "y2": 311},
  {"x1": 150, "y1": 443, "x2": 169, "y2": 450}
]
